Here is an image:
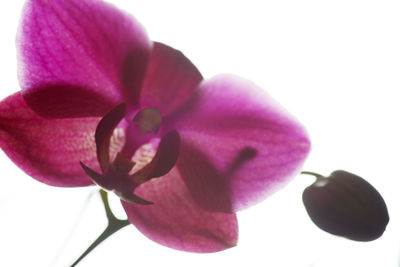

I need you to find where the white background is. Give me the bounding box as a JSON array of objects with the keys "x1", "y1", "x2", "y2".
[{"x1": 1, "y1": 0, "x2": 400, "y2": 266}]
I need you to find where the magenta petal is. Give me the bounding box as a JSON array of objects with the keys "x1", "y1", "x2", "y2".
[
  {"x1": 18, "y1": 0, "x2": 151, "y2": 117},
  {"x1": 139, "y1": 42, "x2": 203, "y2": 115},
  {"x1": 168, "y1": 75, "x2": 311, "y2": 212},
  {"x1": 0, "y1": 93, "x2": 101, "y2": 187},
  {"x1": 175, "y1": 138, "x2": 233, "y2": 213},
  {"x1": 122, "y1": 168, "x2": 238, "y2": 253}
]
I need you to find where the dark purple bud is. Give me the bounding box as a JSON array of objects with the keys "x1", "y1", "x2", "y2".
[{"x1": 302, "y1": 170, "x2": 389, "y2": 241}]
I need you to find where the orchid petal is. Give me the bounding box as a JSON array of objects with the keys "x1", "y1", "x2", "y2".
[
  {"x1": 167, "y1": 74, "x2": 311, "y2": 212},
  {"x1": 0, "y1": 93, "x2": 98, "y2": 186},
  {"x1": 174, "y1": 139, "x2": 234, "y2": 213},
  {"x1": 18, "y1": 0, "x2": 151, "y2": 118},
  {"x1": 122, "y1": 167, "x2": 238, "y2": 253},
  {"x1": 139, "y1": 42, "x2": 203, "y2": 115}
]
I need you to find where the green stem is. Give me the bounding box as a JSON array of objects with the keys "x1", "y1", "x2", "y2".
[
  {"x1": 70, "y1": 190, "x2": 130, "y2": 267},
  {"x1": 301, "y1": 171, "x2": 326, "y2": 181}
]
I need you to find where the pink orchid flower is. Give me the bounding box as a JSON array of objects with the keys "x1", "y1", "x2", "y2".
[{"x1": 0, "y1": 0, "x2": 310, "y2": 253}]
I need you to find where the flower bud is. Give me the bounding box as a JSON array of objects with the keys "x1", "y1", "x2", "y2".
[{"x1": 302, "y1": 170, "x2": 389, "y2": 241}]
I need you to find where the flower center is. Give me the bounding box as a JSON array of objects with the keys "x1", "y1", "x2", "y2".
[
  {"x1": 132, "y1": 108, "x2": 162, "y2": 135},
  {"x1": 80, "y1": 103, "x2": 180, "y2": 205}
]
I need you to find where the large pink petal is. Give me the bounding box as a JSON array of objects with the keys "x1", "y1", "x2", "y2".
[
  {"x1": 139, "y1": 42, "x2": 203, "y2": 115},
  {"x1": 18, "y1": 0, "x2": 151, "y2": 118},
  {"x1": 122, "y1": 167, "x2": 238, "y2": 253},
  {"x1": 0, "y1": 93, "x2": 108, "y2": 187},
  {"x1": 167, "y1": 74, "x2": 311, "y2": 212}
]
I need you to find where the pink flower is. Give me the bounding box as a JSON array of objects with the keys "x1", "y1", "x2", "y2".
[{"x1": 0, "y1": 0, "x2": 310, "y2": 252}]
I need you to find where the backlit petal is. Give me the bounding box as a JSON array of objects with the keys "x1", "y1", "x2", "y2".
[
  {"x1": 139, "y1": 42, "x2": 203, "y2": 115},
  {"x1": 0, "y1": 93, "x2": 123, "y2": 187},
  {"x1": 167, "y1": 74, "x2": 311, "y2": 212},
  {"x1": 18, "y1": 0, "x2": 151, "y2": 118},
  {"x1": 122, "y1": 167, "x2": 238, "y2": 253}
]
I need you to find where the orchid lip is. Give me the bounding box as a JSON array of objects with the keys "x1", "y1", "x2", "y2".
[{"x1": 80, "y1": 104, "x2": 180, "y2": 205}]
